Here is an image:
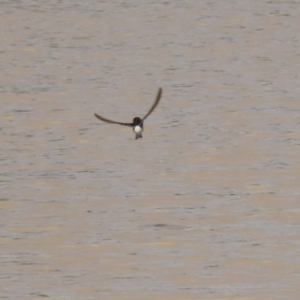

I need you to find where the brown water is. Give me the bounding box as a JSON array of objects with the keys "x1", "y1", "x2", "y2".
[{"x1": 1, "y1": 1, "x2": 300, "y2": 299}]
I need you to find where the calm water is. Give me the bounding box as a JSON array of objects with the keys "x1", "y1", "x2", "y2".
[{"x1": 1, "y1": 1, "x2": 300, "y2": 299}]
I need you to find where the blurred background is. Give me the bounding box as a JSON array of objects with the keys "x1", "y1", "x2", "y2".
[{"x1": 1, "y1": 1, "x2": 299, "y2": 299}]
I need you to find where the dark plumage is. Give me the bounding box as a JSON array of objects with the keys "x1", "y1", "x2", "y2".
[{"x1": 94, "y1": 87, "x2": 162, "y2": 139}]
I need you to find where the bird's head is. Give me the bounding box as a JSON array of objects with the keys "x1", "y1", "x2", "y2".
[{"x1": 132, "y1": 117, "x2": 142, "y2": 126}]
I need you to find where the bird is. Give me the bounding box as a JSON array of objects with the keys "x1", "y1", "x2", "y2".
[{"x1": 94, "y1": 87, "x2": 162, "y2": 139}]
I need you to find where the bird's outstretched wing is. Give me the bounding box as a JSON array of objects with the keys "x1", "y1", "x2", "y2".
[
  {"x1": 94, "y1": 113, "x2": 133, "y2": 127},
  {"x1": 142, "y1": 87, "x2": 163, "y2": 121}
]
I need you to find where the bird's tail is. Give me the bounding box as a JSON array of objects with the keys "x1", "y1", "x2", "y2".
[{"x1": 135, "y1": 133, "x2": 143, "y2": 139}]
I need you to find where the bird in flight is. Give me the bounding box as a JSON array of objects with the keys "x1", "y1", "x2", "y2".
[{"x1": 94, "y1": 87, "x2": 162, "y2": 139}]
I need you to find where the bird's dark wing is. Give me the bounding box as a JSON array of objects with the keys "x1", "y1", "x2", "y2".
[
  {"x1": 142, "y1": 87, "x2": 162, "y2": 121},
  {"x1": 94, "y1": 113, "x2": 133, "y2": 127}
]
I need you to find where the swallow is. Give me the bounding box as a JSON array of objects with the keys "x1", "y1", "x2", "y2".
[{"x1": 94, "y1": 87, "x2": 162, "y2": 139}]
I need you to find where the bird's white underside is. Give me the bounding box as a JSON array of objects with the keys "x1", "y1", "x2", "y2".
[{"x1": 134, "y1": 126, "x2": 142, "y2": 134}]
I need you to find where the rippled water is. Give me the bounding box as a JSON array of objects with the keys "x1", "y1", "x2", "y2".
[{"x1": 1, "y1": 1, "x2": 300, "y2": 299}]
